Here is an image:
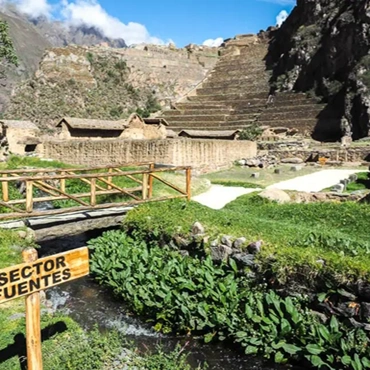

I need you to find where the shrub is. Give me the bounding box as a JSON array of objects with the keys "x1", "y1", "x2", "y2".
[{"x1": 238, "y1": 124, "x2": 263, "y2": 141}]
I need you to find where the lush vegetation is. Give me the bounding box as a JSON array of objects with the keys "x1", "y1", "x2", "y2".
[
  {"x1": 0, "y1": 20, "x2": 18, "y2": 79},
  {"x1": 89, "y1": 230, "x2": 370, "y2": 369},
  {"x1": 346, "y1": 172, "x2": 370, "y2": 192},
  {"x1": 238, "y1": 124, "x2": 263, "y2": 141}
]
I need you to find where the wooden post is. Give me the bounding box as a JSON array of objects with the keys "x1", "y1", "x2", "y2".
[
  {"x1": 148, "y1": 163, "x2": 154, "y2": 199},
  {"x1": 22, "y1": 248, "x2": 43, "y2": 370},
  {"x1": 90, "y1": 178, "x2": 96, "y2": 206},
  {"x1": 26, "y1": 181, "x2": 33, "y2": 213},
  {"x1": 142, "y1": 173, "x2": 148, "y2": 200},
  {"x1": 2, "y1": 173, "x2": 9, "y2": 202},
  {"x1": 186, "y1": 168, "x2": 191, "y2": 201},
  {"x1": 60, "y1": 171, "x2": 66, "y2": 192},
  {"x1": 107, "y1": 168, "x2": 113, "y2": 190}
]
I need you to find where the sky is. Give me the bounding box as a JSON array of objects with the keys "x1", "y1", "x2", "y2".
[{"x1": 0, "y1": 0, "x2": 296, "y2": 47}]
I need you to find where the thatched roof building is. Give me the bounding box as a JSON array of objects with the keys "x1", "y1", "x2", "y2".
[{"x1": 178, "y1": 129, "x2": 240, "y2": 140}]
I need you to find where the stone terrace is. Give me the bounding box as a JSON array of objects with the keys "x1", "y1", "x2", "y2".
[{"x1": 160, "y1": 35, "x2": 341, "y2": 139}]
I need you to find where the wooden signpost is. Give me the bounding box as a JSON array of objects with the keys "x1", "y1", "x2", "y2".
[{"x1": 0, "y1": 246, "x2": 89, "y2": 370}]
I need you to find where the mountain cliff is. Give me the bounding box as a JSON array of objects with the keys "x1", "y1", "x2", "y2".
[{"x1": 266, "y1": 0, "x2": 370, "y2": 140}]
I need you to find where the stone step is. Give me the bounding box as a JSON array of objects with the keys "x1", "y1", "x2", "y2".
[
  {"x1": 205, "y1": 71, "x2": 269, "y2": 83},
  {"x1": 161, "y1": 114, "x2": 230, "y2": 123},
  {"x1": 170, "y1": 125, "x2": 253, "y2": 131},
  {"x1": 197, "y1": 86, "x2": 270, "y2": 96},
  {"x1": 162, "y1": 108, "x2": 232, "y2": 116},
  {"x1": 255, "y1": 118, "x2": 338, "y2": 131},
  {"x1": 259, "y1": 109, "x2": 342, "y2": 121},
  {"x1": 175, "y1": 102, "x2": 228, "y2": 110},
  {"x1": 213, "y1": 64, "x2": 266, "y2": 73},
  {"x1": 220, "y1": 53, "x2": 268, "y2": 63},
  {"x1": 168, "y1": 119, "x2": 256, "y2": 128},
  {"x1": 188, "y1": 92, "x2": 270, "y2": 102},
  {"x1": 202, "y1": 79, "x2": 270, "y2": 90},
  {"x1": 211, "y1": 68, "x2": 267, "y2": 77}
]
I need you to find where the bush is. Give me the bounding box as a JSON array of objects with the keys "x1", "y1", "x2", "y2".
[{"x1": 238, "y1": 124, "x2": 263, "y2": 141}]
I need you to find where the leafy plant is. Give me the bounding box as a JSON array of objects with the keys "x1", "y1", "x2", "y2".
[{"x1": 238, "y1": 124, "x2": 263, "y2": 141}]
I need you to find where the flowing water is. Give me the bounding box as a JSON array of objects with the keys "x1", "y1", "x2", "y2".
[{"x1": 39, "y1": 232, "x2": 297, "y2": 370}]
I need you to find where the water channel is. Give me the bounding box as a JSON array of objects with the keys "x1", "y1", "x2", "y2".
[{"x1": 38, "y1": 231, "x2": 298, "y2": 370}]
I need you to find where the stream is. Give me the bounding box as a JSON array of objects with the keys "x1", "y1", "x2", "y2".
[{"x1": 38, "y1": 231, "x2": 294, "y2": 370}]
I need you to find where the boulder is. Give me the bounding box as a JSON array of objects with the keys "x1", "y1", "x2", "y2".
[
  {"x1": 232, "y1": 253, "x2": 255, "y2": 268},
  {"x1": 258, "y1": 189, "x2": 291, "y2": 203},
  {"x1": 274, "y1": 169, "x2": 281, "y2": 174},
  {"x1": 192, "y1": 221, "x2": 205, "y2": 235},
  {"x1": 233, "y1": 237, "x2": 246, "y2": 249},
  {"x1": 247, "y1": 240, "x2": 263, "y2": 254},
  {"x1": 210, "y1": 245, "x2": 233, "y2": 262},
  {"x1": 221, "y1": 235, "x2": 233, "y2": 248},
  {"x1": 281, "y1": 157, "x2": 304, "y2": 164},
  {"x1": 361, "y1": 303, "x2": 370, "y2": 320},
  {"x1": 251, "y1": 172, "x2": 260, "y2": 179},
  {"x1": 237, "y1": 159, "x2": 246, "y2": 166},
  {"x1": 290, "y1": 165, "x2": 303, "y2": 172},
  {"x1": 358, "y1": 281, "x2": 370, "y2": 302},
  {"x1": 331, "y1": 184, "x2": 345, "y2": 193}
]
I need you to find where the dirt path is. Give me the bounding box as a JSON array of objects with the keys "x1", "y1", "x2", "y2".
[{"x1": 194, "y1": 169, "x2": 365, "y2": 209}]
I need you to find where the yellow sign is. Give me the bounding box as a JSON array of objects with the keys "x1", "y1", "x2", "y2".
[{"x1": 0, "y1": 247, "x2": 89, "y2": 304}]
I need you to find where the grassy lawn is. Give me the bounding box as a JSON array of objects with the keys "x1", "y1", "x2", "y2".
[
  {"x1": 202, "y1": 165, "x2": 322, "y2": 188},
  {"x1": 125, "y1": 195, "x2": 370, "y2": 285}
]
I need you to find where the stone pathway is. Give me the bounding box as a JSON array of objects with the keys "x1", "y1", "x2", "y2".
[
  {"x1": 266, "y1": 169, "x2": 364, "y2": 193},
  {"x1": 192, "y1": 185, "x2": 260, "y2": 210},
  {"x1": 193, "y1": 169, "x2": 365, "y2": 209}
]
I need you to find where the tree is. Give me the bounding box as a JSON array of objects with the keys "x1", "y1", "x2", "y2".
[{"x1": 0, "y1": 20, "x2": 18, "y2": 80}]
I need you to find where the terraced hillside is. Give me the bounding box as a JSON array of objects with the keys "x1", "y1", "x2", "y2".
[{"x1": 161, "y1": 35, "x2": 341, "y2": 140}]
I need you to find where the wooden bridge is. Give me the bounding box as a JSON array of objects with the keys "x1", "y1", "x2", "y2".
[{"x1": 0, "y1": 163, "x2": 191, "y2": 239}]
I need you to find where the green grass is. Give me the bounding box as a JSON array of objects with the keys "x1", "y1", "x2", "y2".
[
  {"x1": 209, "y1": 180, "x2": 263, "y2": 188},
  {"x1": 125, "y1": 195, "x2": 370, "y2": 286},
  {"x1": 346, "y1": 172, "x2": 370, "y2": 192}
]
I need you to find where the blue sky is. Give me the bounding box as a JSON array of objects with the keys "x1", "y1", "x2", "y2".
[
  {"x1": 101, "y1": 0, "x2": 296, "y2": 46},
  {"x1": 7, "y1": 0, "x2": 296, "y2": 46}
]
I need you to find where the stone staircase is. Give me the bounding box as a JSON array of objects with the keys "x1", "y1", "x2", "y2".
[{"x1": 160, "y1": 36, "x2": 341, "y2": 139}]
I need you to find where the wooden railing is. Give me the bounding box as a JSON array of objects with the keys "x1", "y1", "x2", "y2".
[{"x1": 0, "y1": 163, "x2": 191, "y2": 220}]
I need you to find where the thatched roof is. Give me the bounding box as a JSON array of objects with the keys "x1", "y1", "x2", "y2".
[
  {"x1": 1, "y1": 120, "x2": 39, "y2": 131},
  {"x1": 56, "y1": 117, "x2": 127, "y2": 131},
  {"x1": 179, "y1": 130, "x2": 240, "y2": 138},
  {"x1": 166, "y1": 129, "x2": 178, "y2": 138},
  {"x1": 143, "y1": 118, "x2": 169, "y2": 126}
]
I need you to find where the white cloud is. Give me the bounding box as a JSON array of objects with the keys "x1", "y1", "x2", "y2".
[
  {"x1": 202, "y1": 37, "x2": 223, "y2": 47},
  {"x1": 60, "y1": 0, "x2": 164, "y2": 45},
  {"x1": 9, "y1": 0, "x2": 52, "y2": 17},
  {"x1": 1, "y1": 0, "x2": 165, "y2": 45},
  {"x1": 276, "y1": 10, "x2": 289, "y2": 27}
]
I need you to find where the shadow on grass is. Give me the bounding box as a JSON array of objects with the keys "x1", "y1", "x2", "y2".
[{"x1": 0, "y1": 321, "x2": 67, "y2": 369}]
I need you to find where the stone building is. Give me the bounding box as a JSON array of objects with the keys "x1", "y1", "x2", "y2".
[
  {"x1": 0, "y1": 120, "x2": 40, "y2": 155},
  {"x1": 56, "y1": 114, "x2": 167, "y2": 140}
]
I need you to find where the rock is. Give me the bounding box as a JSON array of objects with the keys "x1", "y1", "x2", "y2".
[
  {"x1": 349, "y1": 174, "x2": 358, "y2": 182},
  {"x1": 25, "y1": 228, "x2": 36, "y2": 242},
  {"x1": 331, "y1": 184, "x2": 345, "y2": 193},
  {"x1": 361, "y1": 303, "x2": 370, "y2": 320},
  {"x1": 274, "y1": 169, "x2": 281, "y2": 174},
  {"x1": 251, "y1": 172, "x2": 260, "y2": 179},
  {"x1": 281, "y1": 157, "x2": 304, "y2": 164},
  {"x1": 210, "y1": 245, "x2": 233, "y2": 262},
  {"x1": 311, "y1": 310, "x2": 328, "y2": 323},
  {"x1": 233, "y1": 237, "x2": 246, "y2": 249},
  {"x1": 10, "y1": 244, "x2": 23, "y2": 252},
  {"x1": 16, "y1": 230, "x2": 27, "y2": 239},
  {"x1": 237, "y1": 159, "x2": 246, "y2": 166},
  {"x1": 232, "y1": 253, "x2": 255, "y2": 268},
  {"x1": 358, "y1": 281, "x2": 370, "y2": 302},
  {"x1": 192, "y1": 221, "x2": 205, "y2": 235},
  {"x1": 247, "y1": 240, "x2": 263, "y2": 254},
  {"x1": 179, "y1": 250, "x2": 190, "y2": 257},
  {"x1": 336, "y1": 302, "x2": 359, "y2": 318},
  {"x1": 290, "y1": 165, "x2": 303, "y2": 172},
  {"x1": 245, "y1": 159, "x2": 260, "y2": 167},
  {"x1": 210, "y1": 239, "x2": 219, "y2": 248},
  {"x1": 259, "y1": 189, "x2": 291, "y2": 203},
  {"x1": 221, "y1": 235, "x2": 233, "y2": 248}
]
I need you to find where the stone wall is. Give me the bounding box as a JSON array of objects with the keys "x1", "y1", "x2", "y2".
[{"x1": 40, "y1": 139, "x2": 257, "y2": 171}]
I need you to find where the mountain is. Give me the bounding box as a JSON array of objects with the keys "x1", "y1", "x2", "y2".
[
  {"x1": 30, "y1": 17, "x2": 127, "y2": 48},
  {"x1": 266, "y1": 0, "x2": 370, "y2": 140},
  {"x1": 0, "y1": 8, "x2": 50, "y2": 112},
  {"x1": 0, "y1": 4, "x2": 126, "y2": 112}
]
